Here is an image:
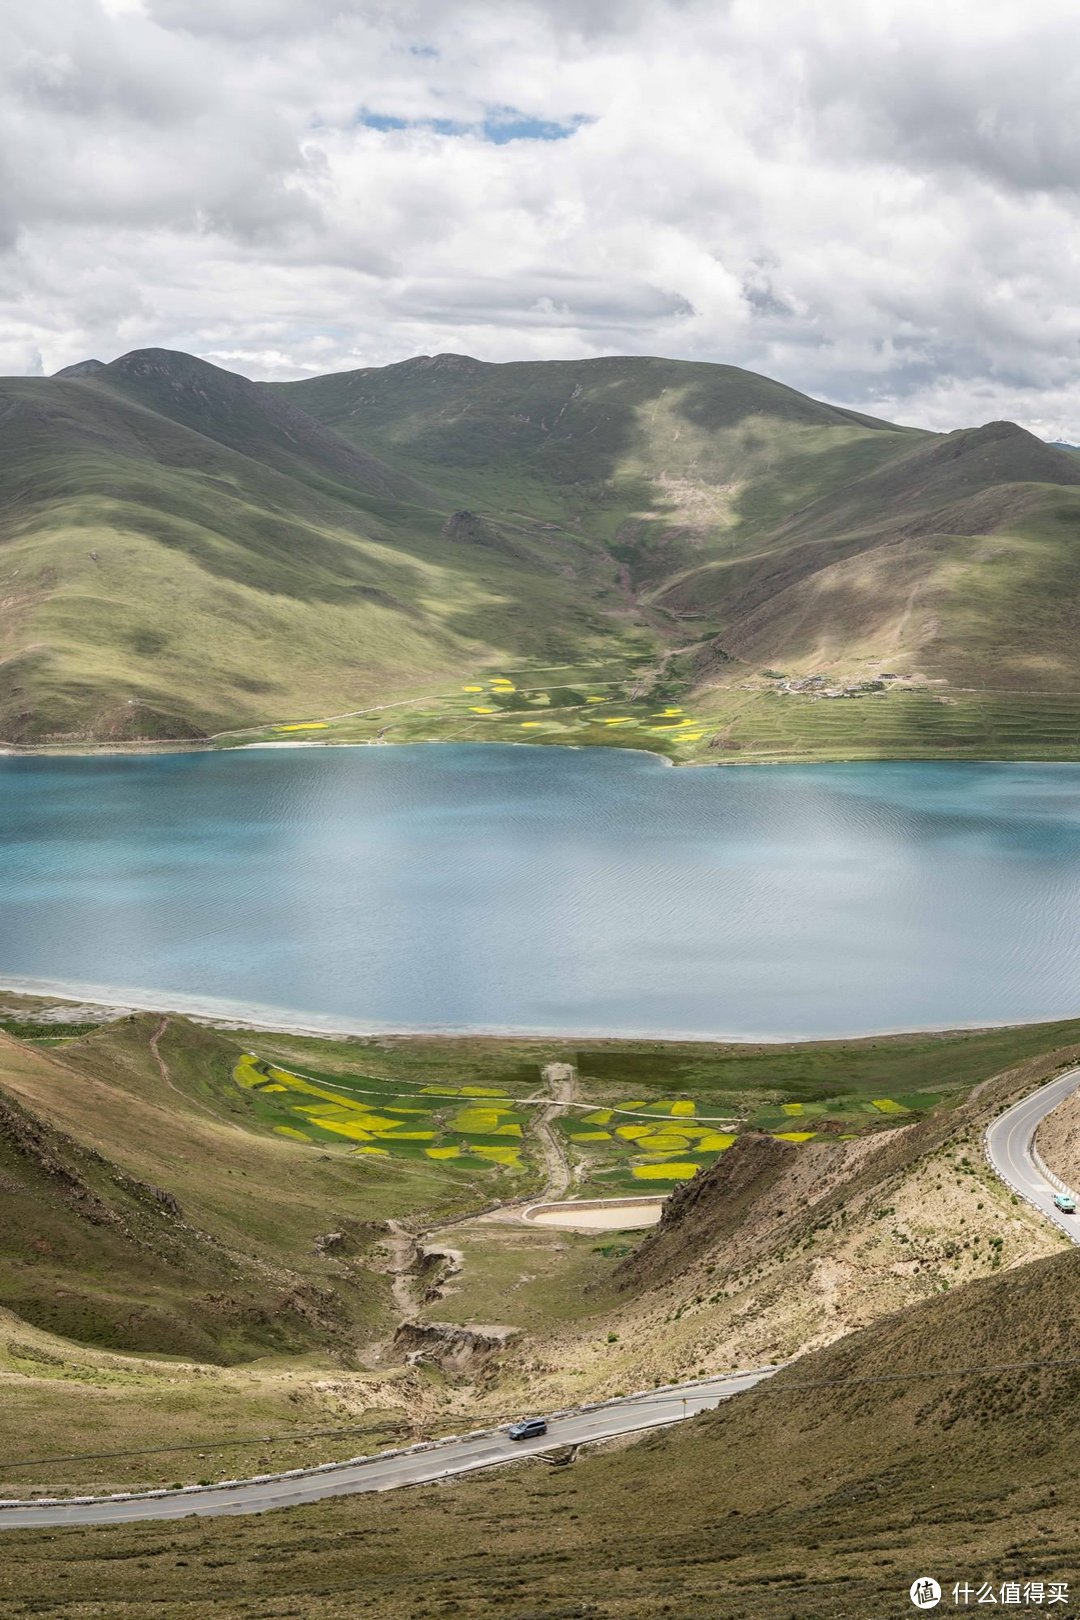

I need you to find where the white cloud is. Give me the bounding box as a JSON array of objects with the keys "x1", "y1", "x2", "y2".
[{"x1": 4, "y1": 0, "x2": 1080, "y2": 435}]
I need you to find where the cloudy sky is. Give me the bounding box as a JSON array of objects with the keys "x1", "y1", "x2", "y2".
[{"x1": 5, "y1": 0, "x2": 1080, "y2": 435}]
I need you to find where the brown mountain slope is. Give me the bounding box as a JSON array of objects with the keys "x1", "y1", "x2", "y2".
[
  {"x1": 0, "y1": 1039, "x2": 346, "y2": 1361},
  {"x1": 0, "y1": 1020, "x2": 411, "y2": 1359},
  {"x1": 655, "y1": 423, "x2": 1080, "y2": 686},
  {"x1": 11, "y1": 1244, "x2": 1080, "y2": 1619}
]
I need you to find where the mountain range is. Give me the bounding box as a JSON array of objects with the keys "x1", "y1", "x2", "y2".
[{"x1": 3, "y1": 346, "x2": 1080, "y2": 745}]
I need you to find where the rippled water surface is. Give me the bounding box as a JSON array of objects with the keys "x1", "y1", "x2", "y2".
[{"x1": 2, "y1": 745, "x2": 1080, "y2": 1038}]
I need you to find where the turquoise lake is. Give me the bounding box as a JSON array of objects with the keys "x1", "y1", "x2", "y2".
[{"x1": 2, "y1": 745, "x2": 1080, "y2": 1039}]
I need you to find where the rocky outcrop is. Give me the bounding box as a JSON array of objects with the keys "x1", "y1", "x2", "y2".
[
  {"x1": 618, "y1": 1133, "x2": 795, "y2": 1291},
  {"x1": 314, "y1": 1231, "x2": 347, "y2": 1256},
  {"x1": 0, "y1": 1091, "x2": 121, "y2": 1229},
  {"x1": 615, "y1": 1130, "x2": 891, "y2": 1295},
  {"x1": 1035, "y1": 1088, "x2": 1080, "y2": 1188},
  {"x1": 443, "y1": 509, "x2": 499, "y2": 546},
  {"x1": 441, "y1": 510, "x2": 531, "y2": 562},
  {"x1": 391, "y1": 1320, "x2": 520, "y2": 1375},
  {"x1": 412, "y1": 1244, "x2": 462, "y2": 1303},
  {"x1": 135, "y1": 1182, "x2": 183, "y2": 1219}
]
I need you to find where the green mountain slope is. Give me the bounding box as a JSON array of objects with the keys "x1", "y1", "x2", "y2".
[
  {"x1": 5, "y1": 345, "x2": 1080, "y2": 747},
  {"x1": 276, "y1": 354, "x2": 925, "y2": 603},
  {"x1": 92, "y1": 348, "x2": 437, "y2": 507},
  {"x1": 0, "y1": 353, "x2": 640, "y2": 742},
  {"x1": 281, "y1": 356, "x2": 1080, "y2": 698},
  {"x1": 0, "y1": 1025, "x2": 371, "y2": 1361}
]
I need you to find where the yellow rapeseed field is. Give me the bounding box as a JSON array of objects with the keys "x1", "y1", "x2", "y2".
[{"x1": 632, "y1": 1162, "x2": 698, "y2": 1180}]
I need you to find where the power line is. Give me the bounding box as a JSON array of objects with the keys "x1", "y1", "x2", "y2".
[
  {"x1": 1, "y1": 1422, "x2": 406, "y2": 1470},
  {"x1": 6, "y1": 1352, "x2": 1080, "y2": 1473}
]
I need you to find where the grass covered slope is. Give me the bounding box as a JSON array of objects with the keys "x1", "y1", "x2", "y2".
[
  {"x1": 0, "y1": 1015, "x2": 501, "y2": 1364},
  {"x1": 661, "y1": 420, "x2": 1080, "y2": 685},
  {"x1": 0, "y1": 352, "x2": 642, "y2": 742},
  {"x1": 277, "y1": 352, "x2": 913, "y2": 525},
  {"x1": 0, "y1": 1069, "x2": 299, "y2": 1362},
  {"x1": 6, "y1": 1247, "x2": 1080, "y2": 1618},
  {"x1": 282, "y1": 354, "x2": 1080, "y2": 728},
  {"x1": 6, "y1": 344, "x2": 1080, "y2": 749}
]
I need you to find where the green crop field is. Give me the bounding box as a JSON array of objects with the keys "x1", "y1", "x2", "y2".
[
  {"x1": 225, "y1": 1022, "x2": 1068, "y2": 1202},
  {"x1": 234, "y1": 1054, "x2": 533, "y2": 1176},
  {"x1": 232, "y1": 1049, "x2": 940, "y2": 1198},
  {"x1": 693, "y1": 686, "x2": 1080, "y2": 762},
  {"x1": 214, "y1": 671, "x2": 1080, "y2": 767}
]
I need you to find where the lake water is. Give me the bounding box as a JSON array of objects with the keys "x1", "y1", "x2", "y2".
[{"x1": 2, "y1": 745, "x2": 1080, "y2": 1040}]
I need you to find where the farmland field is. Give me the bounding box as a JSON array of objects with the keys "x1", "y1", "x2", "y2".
[
  {"x1": 225, "y1": 1015, "x2": 1080, "y2": 1202},
  {"x1": 227, "y1": 1032, "x2": 999, "y2": 1199},
  {"x1": 216, "y1": 664, "x2": 1080, "y2": 766},
  {"x1": 234, "y1": 1053, "x2": 531, "y2": 1175},
  {"x1": 2, "y1": 1001, "x2": 1079, "y2": 1495}
]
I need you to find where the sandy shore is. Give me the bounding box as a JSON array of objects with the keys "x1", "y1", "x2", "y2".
[
  {"x1": 0, "y1": 735, "x2": 683, "y2": 766},
  {"x1": 0, "y1": 976, "x2": 1063, "y2": 1047}
]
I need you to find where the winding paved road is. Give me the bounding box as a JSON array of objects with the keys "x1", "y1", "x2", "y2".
[
  {"x1": 6, "y1": 1064, "x2": 1078, "y2": 1533},
  {"x1": 984, "y1": 1064, "x2": 1080, "y2": 1244},
  {"x1": 0, "y1": 1370, "x2": 777, "y2": 1530}
]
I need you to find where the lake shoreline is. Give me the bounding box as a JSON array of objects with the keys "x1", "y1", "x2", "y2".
[
  {"x1": 5, "y1": 735, "x2": 1080, "y2": 770},
  {"x1": 0, "y1": 736, "x2": 685, "y2": 767},
  {"x1": 0, "y1": 974, "x2": 1075, "y2": 1049}
]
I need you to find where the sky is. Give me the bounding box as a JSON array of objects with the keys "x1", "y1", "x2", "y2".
[{"x1": 5, "y1": 0, "x2": 1080, "y2": 435}]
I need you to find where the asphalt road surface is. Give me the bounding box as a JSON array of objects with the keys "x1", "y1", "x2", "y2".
[
  {"x1": 0, "y1": 1369, "x2": 778, "y2": 1530},
  {"x1": 984, "y1": 1064, "x2": 1080, "y2": 1243},
  {"x1": 7, "y1": 1067, "x2": 1077, "y2": 1532}
]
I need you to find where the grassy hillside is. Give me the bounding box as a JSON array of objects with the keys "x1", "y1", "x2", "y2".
[
  {"x1": 2, "y1": 1005, "x2": 1080, "y2": 1495},
  {"x1": 0, "y1": 1015, "x2": 558, "y2": 1368},
  {"x1": 5, "y1": 1247, "x2": 1080, "y2": 1617},
  {"x1": 5, "y1": 344, "x2": 1080, "y2": 749},
  {"x1": 261, "y1": 357, "x2": 1080, "y2": 762},
  {"x1": 0, "y1": 1021, "x2": 404, "y2": 1361},
  {"x1": 0, "y1": 353, "x2": 644, "y2": 743},
  {"x1": 278, "y1": 355, "x2": 1080, "y2": 749},
  {"x1": 277, "y1": 352, "x2": 914, "y2": 526},
  {"x1": 658, "y1": 421, "x2": 1080, "y2": 684}
]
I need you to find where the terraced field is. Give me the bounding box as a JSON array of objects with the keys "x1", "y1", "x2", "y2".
[
  {"x1": 558, "y1": 1098, "x2": 734, "y2": 1192},
  {"x1": 697, "y1": 687, "x2": 1080, "y2": 762},
  {"x1": 557, "y1": 1089, "x2": 942, "y2": 1194},
  {"x1": 221, "y1": 658, "x2": 710, "y2": 761},
  {"x1": 219, "y1": 665, "x2": 1080, "y2": 765},
  {"x1": 233, "y1": 1048, "x2": 944, "y2": 1200},
  {"x1": 234, "y1": 1055, "x2": 530, "y2": 1176}
]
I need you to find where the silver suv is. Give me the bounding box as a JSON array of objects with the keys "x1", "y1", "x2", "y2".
[{"x1": 507, "y1": 1418, "x2": 548, "y2": 1441}]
